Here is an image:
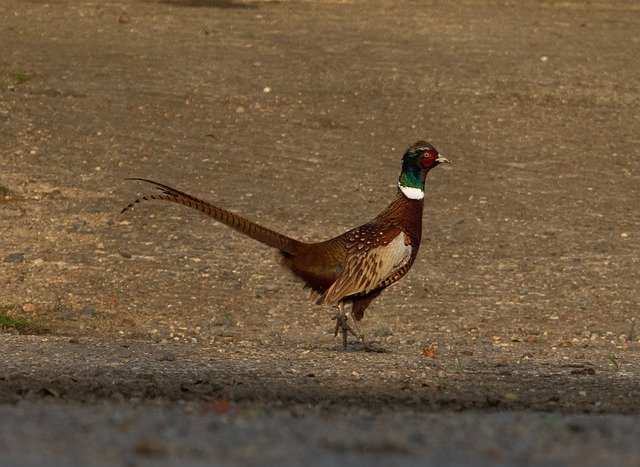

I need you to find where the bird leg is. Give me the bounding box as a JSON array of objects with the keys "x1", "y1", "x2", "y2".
[
  {"x1": 332, "y1": 302, "x2": 356, "y2": 348},
  {"x1": 351, "y1": 315, "x2": 386, "y2": 353},
  {"x1": 351, "y1": 296, "x2": 386, "y2": 352}
]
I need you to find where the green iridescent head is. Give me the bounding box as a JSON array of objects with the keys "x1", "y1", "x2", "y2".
[{"x1": 398, "y1": 141, "x2": 449, "y2": 199}]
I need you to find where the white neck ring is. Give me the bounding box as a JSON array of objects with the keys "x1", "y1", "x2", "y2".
[{"x1": 398, "y1": 183, "x2": 424, "y2": 200}]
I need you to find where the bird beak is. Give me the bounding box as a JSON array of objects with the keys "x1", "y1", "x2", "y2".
[{"x1": 436, "y1": 155, "x2": 451, "y2": 165}]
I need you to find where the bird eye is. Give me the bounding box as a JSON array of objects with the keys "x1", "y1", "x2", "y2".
[{"x1": 421, "y1": 150, "x2": 438, "y2": 167}]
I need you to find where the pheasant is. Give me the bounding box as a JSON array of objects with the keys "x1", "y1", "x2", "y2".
[{"x1": 122, "y1": 141, "x2": 449, "y2": 351}]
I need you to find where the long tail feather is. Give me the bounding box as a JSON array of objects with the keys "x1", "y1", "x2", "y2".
[{"x1": 122, "y1": 178, "x2": 304, "y2": 255}]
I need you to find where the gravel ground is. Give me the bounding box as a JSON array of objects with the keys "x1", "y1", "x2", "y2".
[
  {"x1": 1, "y1": 0, "x2": 639, "y2": 464},
  {"x1": 1, "y1": 334, "x2": 640, "y2": 464},
  {"x1": 2, "y1": 403, "x2": 640, "y2": 466}
]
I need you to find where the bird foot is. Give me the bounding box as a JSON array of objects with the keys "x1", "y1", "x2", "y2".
[
  {"x1": 351, "y1": 318, "x2": 386, "y2": 352},
  {"x1": 332, "y1": 312, "x2": 356, "y2": 348}
]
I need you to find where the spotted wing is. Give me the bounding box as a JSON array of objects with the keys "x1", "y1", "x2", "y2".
[{"x1": 320, "y1": 228, "x2": 412, "y2": 305}]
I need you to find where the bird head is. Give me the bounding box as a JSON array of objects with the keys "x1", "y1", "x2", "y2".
[
  {"x1": 398, "y1": 141, "x2": 450, "y2": 200},
  {"x1": 403, "y1": 141, "x2": 450, "y2": 171}
]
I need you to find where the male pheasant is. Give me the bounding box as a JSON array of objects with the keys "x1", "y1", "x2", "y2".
[{"x1": 122, "y1": 141, "x2": 449, "y2": 351}]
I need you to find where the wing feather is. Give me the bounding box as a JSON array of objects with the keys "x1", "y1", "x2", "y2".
[{"x1": 321, "y1": 230, "x2": 412, "y2": 305}]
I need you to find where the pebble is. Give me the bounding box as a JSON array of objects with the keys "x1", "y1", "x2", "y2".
[
  {"x1": 61, "y1": 311, "x2": 77, "y2": 320},
  {"x1": 194, "y1": 264, "x2": 210, "y2": 273},
  {"x1": 3, "y1": 252, "x2": 24, "y2": 263},
  {"x1": 72, "y1": 219, "x2": 87, "y2": 231},
  {"x1": 159, "y1": 353, "x2": 176, "y2": 362},
  {"x1": 81, "y1": 306, "x2": 97, "y2": 317},
  {"x1": 117, "y1": 11, "x2": 130, "y2": 24},
  {"x1": 0, "y1": 207, "x2": 23, "y2": 218}
]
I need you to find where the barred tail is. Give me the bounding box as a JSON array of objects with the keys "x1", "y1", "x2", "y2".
[{"x1": 122, "y1": 178, "x2": 304, "y2": 255}]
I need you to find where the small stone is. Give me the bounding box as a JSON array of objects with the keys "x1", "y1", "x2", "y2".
[
  {"x1": 194, "y1": 264, "x2": 210, "y2": 273},
  {"x1": 159, "y1": 353, "x2": 176, "y2": 362},
  {"x1": 504, "y1": 392, "x2": 518, "y2": 401},
  {"x1": 61, "y1": 311, "x2": 77, "y2": 320},
  {"x1": 118, "y1": 11, "x2": 130, "y2": 24},
  {"x1": 81, "y1": 306, "x2": 97, "y2": 317},
  {"x1": 38, "y1": 387, "x2": 60, "y2": 398},
  {"x1": 121, "y1": 318, "x2": 136, "y2": 327},
  {"x1": 620, "y1": 232, "x2": 628, "y2": 238},
  {"x1": 39, "y1": 185, "x2": 60, "y2": 196},
  {"x1": 262, "y1": 86, "x2": 271, "y2": 93},
  {"x1": 3, "y1": 252, "x2": 24, "y2": 263},
  {"x1": 72, "y1": 219, "x2": 87, "y2": 231},
  {"x1": 0, "y1": 207, "x2": 22, "y2": 218},
  {"x1": 570, "y1": 367, "x2": 595, "y2": 376},
  {"x1": 32, "y1": 258, "x2": 45, "y2": 266},
  {"x1": 22, "y1": 303, "x2": 36, "y2": 313}
]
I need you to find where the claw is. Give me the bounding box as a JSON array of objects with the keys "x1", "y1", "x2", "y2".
[
  {"x1": 352, "y1": 316, "x2": 386, "y2": 352},
  {"x1": 332, "y1": 313, "x2": 356, "y2": 348},
  {"x1": 331, "y1": 303, "x2": 356, "y2": 348},
  {"x1": 330, "y1": 303, "x2": 386, "y2": 351}
]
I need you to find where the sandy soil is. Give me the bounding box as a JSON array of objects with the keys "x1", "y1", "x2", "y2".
[{"x1": 1, "y1": 0, "x2": 639, "y2": 463}]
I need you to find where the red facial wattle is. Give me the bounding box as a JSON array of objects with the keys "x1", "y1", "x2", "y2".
[{"x1": 421, "y1": 150, "x2": 439, "y2": 168}]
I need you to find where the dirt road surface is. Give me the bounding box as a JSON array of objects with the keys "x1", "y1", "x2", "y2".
[{"x1": 1, "y1": 0, "x2": 639, "y2": 464}]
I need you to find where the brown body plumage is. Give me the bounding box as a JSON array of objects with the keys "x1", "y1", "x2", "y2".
[{"x1": 122, "y1": 141, "x2": 449, "y2": 351}]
